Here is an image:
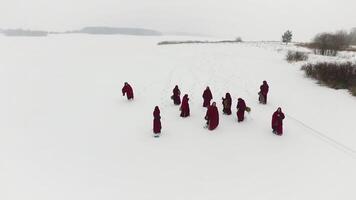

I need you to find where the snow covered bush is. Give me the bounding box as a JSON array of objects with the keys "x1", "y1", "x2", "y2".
[
  {"x1": 286, "y1": 51, "x2": 308, "y2": 62},
  {"x1": 301, "y1": 62, "x2": 356, "y2": 96}
]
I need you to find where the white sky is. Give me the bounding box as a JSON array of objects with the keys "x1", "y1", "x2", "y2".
[{"x1": 1, "y1": 0, "x2": 355, "y2": 41}]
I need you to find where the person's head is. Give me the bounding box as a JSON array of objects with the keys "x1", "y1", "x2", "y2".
[
  {"x1": 206, "y1": 86, "x2": 210, "y2": 90},
  {"x1": 124, "y1": 82, "x2": 128, "y2": 85},
  {"x1": 212, "y1": 102, "x2": 216, "y2": 106},
  {"x1": 155, "y1": 106, "x2": 159, "y2": 110},
  {"x1": 238, "y1": 98, "x2": 242, "y2": 101},
  {"x1": 263, "y1": 80, "x2": 267, "y2": 85},
  {"x1": 277, "y1": 107, "x2": 282, "y2": 112},
  {"x1": 175, "y1": 85, "x2": 178, "y2": 89},
  {"x1": 226, "y1": 93, "x2": 231, "y2": 98}
]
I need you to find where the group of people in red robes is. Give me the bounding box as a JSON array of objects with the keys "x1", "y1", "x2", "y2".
[
  {"x1": 201, "y1": 87, "x2": 249, "y2": 129},
  {"x1": 122, "y1": 80, "x2": 285, "y2": 137}
]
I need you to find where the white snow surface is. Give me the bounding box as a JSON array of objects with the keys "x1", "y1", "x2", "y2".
[{"x1": 1, "y1": 35, "x2": 356, "y2": 200}]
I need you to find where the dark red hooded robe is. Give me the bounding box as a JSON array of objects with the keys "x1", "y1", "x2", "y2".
[
  {"x1": 205, "y1": 104, "x2": 219, "y2": 130},
  {"x1": 153, "y1": 106, "x2": 161, "y2": 134},
  {"x1": 236, "y1": 98, "x2": 246, "y2": 122},
  {"x1": 222, "y1": 93, "x2": 232, "y2": 115},
  {"x1": 180, "y1": 95, "x2": 190, "y2": 117},
  {"x1": 122, "y1": 83, "x2": 134, "y2": 100},
  {"x1": 272, "y1": 108, "x2": 285, "y2": 135},
  {"x1": 171, "y1": 86, "x2": 181, "y2": 105},
  {"x1": 202, "y1": 88, "x2": 213, "y2": 107},
  {"x1": 259, "y1": 81, "x2": 269, "y2": 104}
]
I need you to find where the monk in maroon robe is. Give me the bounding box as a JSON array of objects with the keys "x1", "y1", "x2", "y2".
[
  {"x1": 236, "y1": 98, "x2": 246, "y2": 122},
  {"x1": 153, "y1": 106, "x2": 161, "y2": 134},
  {"x1": 122, "y1": 82, "x2": 134, "y2": 100},
  {"x1": 171, "y1": 85, "x2": 181, "y2": 105},
  {"x1": 202, "y1": 86, "x2": 213, "y2": 107},
  {"x1": 180, "y1": 94, "x2": 190, "y2": 117},
  {"x1": 259, "y1": 81, "x2": 269, "y2": 104},
  {"x1": 222, "y1": 93, "x2": 232, "y2": 115},
  {"x1": 205, "y1": 102, "x2": 219, "y2": 130},
  {"x1": 272, "y1": 107, "x2": 285, "y2": 135}
]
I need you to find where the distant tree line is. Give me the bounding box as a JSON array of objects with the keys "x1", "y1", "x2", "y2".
[{"x1": 2, "y1": 29, "x2": 48, "y2": 37}]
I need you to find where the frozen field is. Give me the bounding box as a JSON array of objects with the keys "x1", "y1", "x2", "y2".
[{"x1": 0, "y1": 35, "x2": 355, "y2": 200}]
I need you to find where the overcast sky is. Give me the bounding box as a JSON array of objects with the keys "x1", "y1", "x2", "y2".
[{"x1": 1, "y1": 0, "x2": 355, "y2": 41}]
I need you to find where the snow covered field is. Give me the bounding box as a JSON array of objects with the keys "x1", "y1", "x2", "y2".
[{"x1": 0, "y1": 35, "x2": 355, "y2": 200}]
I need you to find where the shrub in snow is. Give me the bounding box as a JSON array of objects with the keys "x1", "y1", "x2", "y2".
[
  {"x1": 301, "y1": 62, "x2": 356, "y2": 96},
  {"x1": 286, "y1": 51, "x2": 308, "y2": 62},
  {"x1": 235, "y1": 37, "x2": 243, "y2": 42},
  {"x1": 350, "y1": 87, "x2": 356, "y2": 96}
]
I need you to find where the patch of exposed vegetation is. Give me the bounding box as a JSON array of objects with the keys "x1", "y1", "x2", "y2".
[
  {"x1": 158, "y1": 38, "x2": 243, "y2": 45},
  {"x1": 286, "y1": 51, "x2": 308, "y2": 62},
  {"x1": 301, "y1": 62, "x2": 356, "y2": 96}
]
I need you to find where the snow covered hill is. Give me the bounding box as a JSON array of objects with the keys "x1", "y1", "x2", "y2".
[{"x1": 0, "y1": 35, "x2": 355, "y2": 200}]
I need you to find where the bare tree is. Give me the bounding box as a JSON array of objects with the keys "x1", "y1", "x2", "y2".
[
  {"x1": 312, "y1": 31, "x2": 351, "y2": 56},
  {"x1": 350, "y1": 28, "x2": 356, "y2": 45}
]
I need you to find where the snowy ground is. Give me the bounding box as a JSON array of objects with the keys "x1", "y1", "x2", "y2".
[{"x1": 0, "y1": 35, "x2": 355, "y2": 200}]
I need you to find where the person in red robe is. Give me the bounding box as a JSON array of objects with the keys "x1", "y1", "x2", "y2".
[
  {"x1": 272, "y1": 107, "x2": 285, "y2": 135},
  {"x1": 153, "y1": 106, "x2": 161, "y2": 135},
  {"x1": 180, "y1": 94, "x2": 190, "y2": 117},
  {"x1": 222, "y1": 93, "x2": 232, "y2": 115},
  {"x1": 122, "y1": 82, "x2": 134, "y2": 100},
  {"x1": 205, "y1": 102, "x2": 219, "y2": 130},
  {"x1": 259, "y1": 81, "x2": 269, "y2": 104},
  {"x1": 202, "y1": 86, "x2": 213, "y2": 107},
  {"x1": 171, "y1": 85, "x2": 181, "y2": 105},
  {"x1": 236, "y1": 98, "x2": 246, "y2": 122}
]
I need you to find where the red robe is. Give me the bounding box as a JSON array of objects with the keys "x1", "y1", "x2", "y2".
[
  {"x1": 122, "y1": 84, "x2": 134, "y2": 100},
  {"x1": 202, "y1": 89, "x2": 213, "y2": 107},
  {"x1": 153, "y1": 107, "x2": 161, "y2": 134},
  {"x1": 259, "y1": 83, "x2": 269, "y2": 104},
  {"x1": 205, "y1": 105, "x2": 219, "y2": 130},
  {"x1": 180, "y1": 95, "x2": 190, "y2": 117},
  {"x1": 171, "y1": 87, "x2": 181, "y2": 105},
  {"x1": 272, "y1": 111, "x2": 285, "y2": 135},
  {"x1": 236, "y1": 99, "x2": 246, "y2": 122},
  {"x1": 222, "y1": 94, "x2": 232, "y2": 115}
]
